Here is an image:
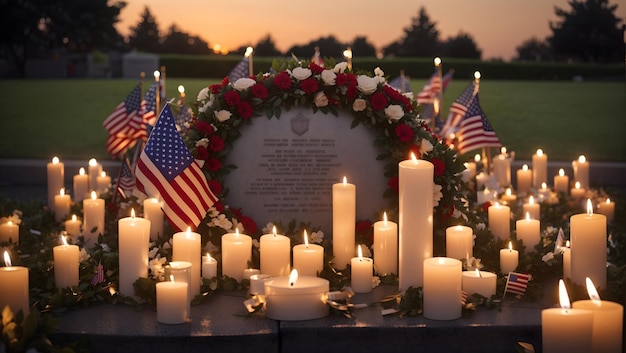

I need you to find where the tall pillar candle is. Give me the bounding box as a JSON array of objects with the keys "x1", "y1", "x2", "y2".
[
  {"x1": 0, "y1": 251, "x2": 29, "y2": 315},
  {"x1": 500, "y1": 241, "x2": 519, "y2": 274},
  {"x1": 221, "y1": 229, "x2": 252, "y2": 281},
  {"x1": 398, "y1": 155, "x2": 434, "y2": 291},
  {"x1": 87, "y1": 158, "x2": 102, "y2": 193},
  {"x1": 143, "y1": 198, "x2": 164, "y2": 241},
  {"x1": 516, "y1": 213, "x2": 540, "y2": 251},
  {"x1": 173, "y1": 228, "x2": 201, "y2": 296},
  {"x1": 0, "y1": 220, "x2": 19, "y2": 244},
  {"x1": 260, "y1": 227, "x2": 291, "y2": 277},
  {"x1": 563, "y1": 241, "x2": 571, "y2": 278},
  {"x1": 488, "y1": 202, "x2": 510, "y2": 241},
  {"x1": 571, "y1": 181, "x2": 586, "y2": 201},
  {"x1": 53, "y1": 188, "x2": 71, "y2": 223},
  {"x1": 118, "y1": 210, "x2": 150, "y2": 298},
  {"x1": 532, "y1": 149, "x2": 547, "y2": 188},
  {"x1": 83, "y1": 191, "x2": 104, "y2": 246},
  {"x1": 553, "y1": 168, "x2": 569, "y2": 194},
  {"x1": 373, "y1": 212, "x2": 398, "y2": 276},
  {"x1": 332, "y1": 177, "x2": 356, "y2": 269},
  {"x1": 292, "y1": 230, "x2": 324, "y2": 277},
  {"x1": 522, "y1": 196, "x2": 540, "y2": 221},
  {"x1": 596, "y1": 198, "x2": 615, "y2": 224},
  {"x1": 351, "y1": 245, "x2": 373, "y2": 293},
  {"x1": 572, "y1": 155, "x2": 589, "y2": 190},
  {"x1": 516, "y1": 164, "x2": 532, "y2": 195},
  {"x1": 570, "y1": 199, "x2": 607, "y2": 289},
  {"x1": 47, "y1": 156, "x2": 64, "y2": 209},
  {"x1": 492, "y1": 150, "x2": 511, "y2": 187},
  {"x1": 423, "y1": 257, "x2": 462, "y2": 320},
  {"x1": 53, "y1": 236, "x2": 79, "y2": 289},
  {"x1": 64, "y1": 215, "x2": 81, "y2": 237},
  {"x1": 96, "y1": 171, "x2": 111, "y2": 195},
  {"x1": 156, "y1": 277, "x2": 188, "y2": 324},
  {"x1": 445, "y1": 225, "x2": 473, "y2": 260},
  {"x1": 72, "y1": 167, "x2": 89, "y2": 203}
]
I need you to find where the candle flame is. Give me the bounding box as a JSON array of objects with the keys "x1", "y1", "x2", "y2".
[
  {"x1": 583, "y1": 277, "x2": 602, "y2": 306},
  {"x1": 71, "y1": 214, "x2": 77, "y2": 222},
  {"x1": 433, "y1": 98, "x2": 439, "y2": 115},
  {"x1": 342, "y1": 176, "x2": 347, "y2": 185},
  {"x1": 438, "y1": 257, "x2": 445, "y2": 265},
  {"x1": 522, "y1": 164, "x2": 528, "y2": 171},
  {"x1": 578, "y1": 155, "x2": 586, "y2": 163},
  {"x1": 495, "y1": 201, "x2": 500, "y2": 208},
  {"x1": 501, "y1": 147, "x2": 507, "y2": 155},
  {"x1": 410, "y1": 152, "x2": 417, "y2": 163},
  {"x1": 525, "y1": 212, "x2": 531, "y2": 221},
  {"x1": 100, "y1": 171, "x2": 106, "y2": 178},
  {"x1": 289, "y1": 269, "x2": 298, "y2": 287},
  {"x1": 244, "y1": 46, "x2": 254, "y2": 57},
  {"x1": 235, "y1": 228, "x2": 240, "y2": 237},
  {"x1": 474, "y1": 154, "x2": 481, "y2": 163},
  {"x1": 474, "y1": 71, "x2": 481, "y2": 80},
  {"x1": 383, "y1": 212, "x2": 388, "y2": 225},
  {"x1": 131, "y1": 208, "x2": 136, "y2": 219},
  {"x1": 206, "y1": 253, "x2": 213, "y2": 261},
  {"x1": 79, "y1": 167, "x2": 85, "y2": 176},
  {"x1": 272, "y1": 226, "x2": 277, "y2": 237},
  {"x1": 169, "y1": 275, "x2": 174, "y2": 282},
  {"x1": 559, "y1": 279, "x2": 571, "y2": 310},
  {"x1": 475, "y1": 268, "x2": 482, "y2": 277},
  {"x1": 3, "y1": 251, "x2": 12, "y2": 267},
  {"x1": 433, "y1": 57, "x2": 441, "y2": 66},
  {"x1": 90, "y1": 191, "x2": 97, "y2": 200},
  {"x1": 186, "y1": 226, "x2": 192, "y2": 239},
  {"x1": 575, "y1": 181, "x2": 581, "y2": 189},
  {"x1": 178, "y1": 85, "x2": 185, "y2": 94},
  {"x1": 536, "y1": 149, "x2": 543, "y2": 156},
  {"x1": 357, "y1": 244, "x2": 363, "y2": 260},
  {"x1": 304, "y1": 230, "x2": 309, "y2": 248},
  {"x1": 52, "y1": 156, "x2": 59, "y2": 164},
  {"x1": 61, "y1": 234, "x2": 68, "y2": 246},
  {"x1": 505, "y1": 188, "x2": 512, "y2": 196},
  {"x1": 59, "y1": 188, "x2": 65, "y2": 196},
  {"x1": 154, "y1": 70, "x2": 160, "y2": 79},
  {"x1": 529, "y1": 195, "x2": 535, "y2": 205},
  {"x1": 508, "y1": 241, "x2": 513, "y2": 252},
  {"x1": 586, "y1": 199, "x2": 593, "y2": 216},
  {"x1": 541, "y1": 182, "x2": 547, "y2": 190},
  {"x1": 559, "y1": 168, "x2": 565, "y2": 177},
  {"x1": 89, "y1": 158, "x2": 97, "y2": 167},
  {"x1": 606, "y1": 198, "x2": 611, "y2": 204},
  {"x1": 7, "y1": 221, "x2": 12, "y2": 226}
]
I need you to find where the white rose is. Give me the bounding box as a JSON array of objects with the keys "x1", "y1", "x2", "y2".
[
  {"x1": 333, "y1": 62, "x2": 348, "y2": 73},
  {"x1": 197, "y1": 87, "x2": 210, "y2": 101},
  {"x1": 314, "y1": 92, "x2": 329, "y2": 107},
  {"x1": 433, "y1": 184, "x2": 443, "y2": 207},
  {"x1": 320, "y1": 70, "x2": 336, "y2": 85},
  {"x1": 292, "y1": 67, "x2": 312, "y2": 80},
  {"x1": 384, "y1": 104, "x2": 404, "y2": 121},
  {"x1": 357, "y1": 75, "x2": 379, "y2": 94},
  {"x1": 420, "y1": 138, "x2": 434, "y2": 155},
  {"x1": 214, "y1": 110, "x2": 232, "y2": 122},
  {"x1": 352, "y1": 98, "x2": 367, "y2": 112},
  {"x1": 195, "y1": 138, "x2": 209, "y2": 148},
  {"x1": 374, "y1": 67, "x2": 384, "y2": 77},
  {"x1": 233, "y1": 77, "x2": 256, "y2": 91}
]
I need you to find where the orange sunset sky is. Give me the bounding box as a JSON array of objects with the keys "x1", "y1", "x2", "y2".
[{"x1": 115, "y1": 0, "x2": 626, "y2": 60}]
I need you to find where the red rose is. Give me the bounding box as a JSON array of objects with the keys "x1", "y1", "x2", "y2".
[
  {"x1": 239, "y1": 215, "x2": 258, "y2": 235},
  {"x1": 346, "y1": 84, "x2": 358, "y2": 100},
  {"x1": 224, "y1": 91, "x2": 241, "y2": 106},
  {"x1": 195, "y1": 121, "x2": 213, "y2": 135},
  {"x1": 237, "y1": 101, "x2": 253, "y2": 119},
  {"x1": 209, "y1": 135, "x2": 225, "y2": 152},
  {"x1": 370, "y1": 92, "x2": 388, "y2": 111},
  {"x1": 300, "y1": 78, "x2": 319, "y2": 94},
  {"x1": 431, "y1": 157, "x2": 446, "y2": 176},
  {"x1": 205, "y1": 157, "x2": 222, "y2": 171},
  {"x1": 207, "y1": 179, "x2": 222, "y2": 195},
  {"x1": 209, "y1": 83, "x2": 222, "y2": 94},
  {"x1": 214, "y1": 201, "x2": 225, "y2": 213},
  {"x1": 196, "y1": 146, "x2": 209, "y2": 160},
  {"x1": 356, "y1": 220, "x2": 372, "y2": 234},
  {"x1": 273, "y1": 72, "x2": 292, "y2": 90},
  {"x1": 395, "y1": 123, "x2": 414, "y2": 142},
  {"x1": 388, "y1": 176, "x2": 399, "y2": 193},
  {"x1": 400, "y1": 95, "x2": 413, "y2": 112},
  {"x1": 231, "y1": 207, "x2": 243, "y2": 219},
  {"x1": 309, "y1": 63, "x2": 324, "y2": 75},
  {"x1": 440, "y1": 204, "x2": 455, "y2": 221},
  {"x1": 383, "y1": 85, "x2": 402, "y2": 101},
  {"x1": 481, "y1": 201, "x2": 491, "y2": 212},
  {"x1": 251, "y1": 83, "x2": 268, "y2": 99},
  {"x1": 335, "y1": 73, "x2": 349, "y2": 86}
]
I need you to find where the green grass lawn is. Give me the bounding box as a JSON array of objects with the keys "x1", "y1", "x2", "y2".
[{"x1": 0, "y1": 78, "x2": 624, "y2": 162}]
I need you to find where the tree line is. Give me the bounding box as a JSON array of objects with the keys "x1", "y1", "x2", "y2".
[{"x1": 1, "y1": 0, "x2": 623, "y2": 77}]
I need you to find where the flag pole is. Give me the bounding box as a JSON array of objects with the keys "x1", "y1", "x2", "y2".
[
  {"x1": 474, "y1": 70, "x2": 491, "y2": 174},
  {"x1": 399, "y1": 69, "x2": 406, "y2": 94},
  {"x1": 153, "y1": 70, "x2": 161, "y2": 113},
  {"x1": 178, "y1": 85, "x2": 186, "y2": 106},
  {"x1": 140, "y1": 72, "x2": 145, "y2": 95},
  {"x1": 343, "y1": 47, "x2": 352, "y2": 71},
  {"x1": 160, "y1": 65, "x2": 167, "y2": 101},
  {"x1": 433, "y1": 57, "x2": 443, "y2": 132},
  {"x1": 245, "y1": 47, "x2": 254, "y2": 77}
]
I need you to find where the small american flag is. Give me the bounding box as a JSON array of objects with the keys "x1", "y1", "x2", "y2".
[
  {"x1": 504, "y1": 272, "x2": 531, "y2": 296},
  {"x1": 416, "y1": 70, "x2": 440, "y2": 104},
  {"x1": 440, "y1": 82, "x2": 476, "y2": 138},
  {"x1": 455, "y1": 93, "x2": 501, "y2": 155},
  {"x1": 135, "y1": 103, "x2": 218, "y2": 232},
  {"x1": 91, "y1": 262, "x2": 105, "y2": 285},
  {"x1": 461, "y1": 290, "x2": 468, "y2": 305},
  {"x1": 140, "y1": 83, "x2": 158, "y2": 127},
  {"x1": 116, "y1": 157, "x2": 136, "y2": 197},
  {"x1": 388, "y1": 74, "x2": 412, "y2": 94},
  {"x1": 103, "y1": 85, "x2": 146, "y2": 157},
  {"x1": 228, "y1": 57, "x2": 250, "y2": 82}
]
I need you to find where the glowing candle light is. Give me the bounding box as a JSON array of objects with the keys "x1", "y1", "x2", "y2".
[
  {"x1": 445, "y1": 225, "x2": 473, "y2": 260},
  {"x1": 570, "y1": 199, "x2": 606, "y2": 289},
  {"x1": 264, "y1": 268, "x2": 330, "y2": 321},
  {"x1": 222, "y1": 228, "x2": 252, "y2": 281},
  {"x1": 118, "y1": 209, "x2": 150, "y2": 298},
  {"x1": 596, "y1": 197, "x2": 615, "y2": 224},
  {"x1": 202, "y1": 253, "x2": 217, "y2": 279},
  {"x1": 423, "y1": 257, "x2": 462, "y2": 320},
  {"x1": 64, "y1": 214, "x2": 81, "y2": 236},
  {"x1": 292, "y1": 230, "x2": 324, "y2": 277},
  {"x1": 571, "y1": 181, "x2": 586, "y2": 200},
  {"x1": 516, "y1": 212, "x2": 540, "y2": 252},
  {"x1": 260, "y1": 226, "x2": 290, "y2": 277},
  {"x1": 53, "y1": 235, "x2": 79, "y2": 289},
  {"x1": 373, "y1": 212, "x2": 398, "y2": 276},
  {"x1": 73, "y1": 167, "x2": 89, "y2": 203},
  {"x1": 522, "y1": 195, "x2": 540, "y2": 220},
  {"x1": 53, "y1": 188, "x2": 71, "y2": 223},
  {"x1": 156, "y1": 275, "x2": 188, "y2": 324},
  {"x1": 572, "y1": 155, "x2": 589, "y2": 190},
  {"x1": 0, "y1": 220, "x2": 19, "y2": 244},
  {"x1": 173, "y1": 227, "x2": 201, "y2": 295},
  {"x1": 532, "y1": 148, "x2": 547, "y2": 188},
  {"x1": 47, "y1": 156, "x2": 64, "y2": 209},
  {"x1": 351, "y1": 245, "x2": 373, "y2": 293},
  {"x1": 516, "y1": 164, "x2": 532, "y2": 195},
  {"x1": 488, "y1": 202, "x2": 510, "y2": 241},
  {"x1": 83, "y1": 191, "x2": 104, "y2": 246},
  {"x1": 553, "y1": 168, "x2": 569, "y2": 194},
  {"x1": 332, "y1": 176, "x2": 356, "y2": 269},
  {"x1": 0, "y1": 251, "x2": 29, "y2": 315},
  {"x1": 87, "y1": 158, "x2": 102, "y2": 192},
  {"x1": 500, "y1": 241, "x2": 518, "y2": 274}
]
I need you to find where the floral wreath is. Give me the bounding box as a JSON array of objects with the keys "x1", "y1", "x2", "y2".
[{"x1": 184, "y1": 58, "x2": 469, "y2": 253}]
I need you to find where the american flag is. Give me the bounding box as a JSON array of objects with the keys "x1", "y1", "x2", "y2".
[
  {"x1": 103, "y1": 85, "x2": 145, "y2": 157},
  {"x1": 441, "y1": 70, "x2": 454, "y2": 92},
  {"x1": 116, "y1": 157, "x2": 136, "y2": 197},
  {"x1": 175, "y1": 104, "x2": 193, "y2": 132},
  {"x1": 440, "y1": 82, "x2": 476, "y2": 138},
  {"x1": 416, "y1": 70, "x2": 441, "y2": 104},
  {"x1": 388, "y1": 74, "x2": 412, "y2": 93},
  {"x1": 135, "y1": 103, "x2": 218, "y2": 232},
  {"x1": 461, "y1": 290, "x2": 468, "y2": 305},
  {"x1": 228, "y1": 57, "x2": 250, "y2": 82},
  {"x1": 504, "y1": 272, "x2": 531, "y2": 296},
  {"x1": 141, "y1": 83, "x2": 159, "y2": 127},
  {"x1": 91, "y1": 262, "x2": 105, "y2": 285},
  {"x1": 455, "y1": 93, "x2": 501, "y2": 155}
]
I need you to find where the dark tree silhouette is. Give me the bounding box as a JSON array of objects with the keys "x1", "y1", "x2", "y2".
[
  {"x1": 515, "y1": 37, "x2": 553, "y2": 61},
  {"x1": 441, "y1": 32, "x2": 482, "y2": 59},
  {"x1": 383, "y1": 7, "x2": 440, "y2": 57},
  {"x1": 253, "y1": 34, "x2": 283, "y2": 57},
  {"x1": 350, "y1": 36, "x2": 377, "y2": 57},
  {"x1": 128, "y1": 6, "x2": 161, "y2": 53},
  {"x1": 161, "y1": 24, "x2": 212, "y2": 54},
  {"x1": 287, "y1": 35, "x2": 347, "y2": 59}
]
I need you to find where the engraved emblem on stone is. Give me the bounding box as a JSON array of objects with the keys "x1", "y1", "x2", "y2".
[{"x1": 291, "y1": 112, "x2": 310, "y2": 136}]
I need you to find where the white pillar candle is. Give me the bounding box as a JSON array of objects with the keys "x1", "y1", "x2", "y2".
[
  {"x1": 0, "y1": 251, "x2": 29, "y2": 315},
  {"x1": 516, "y1": 212, "x2": 540, "y2": 251},
  {"x1": 542, "y1": 280, "x2": 593, "y2": 353},
  {"x1": 87, "y1": 158, "x2": 102, "y2": 192},
  {"x1": 156, "y1": 276, "x2": 188, "y2": 324},
  {"x1": 53, "y1": 235, "x2": 79, "y2": 289},
  {"x1": 166, "y1": 261, "x2": 192, "y2": 319},
  {"x1": 572, "y1": 278, "x2": 623, "y2": 353},
  {"x1": 445, "y1": 225, "x2": 473, "y2": 260},
  {"x1": 488, "y1": 202, "x2": 510, "y2": 241},
  {"x1": 563, "y1": 241, "x2": 571, "y2": 278},
  {"x1": 264, "y1": 270, "x2": 329, "y2": 321},
  {"x1": 351, "y1": 245, "x2": 373, "y2": 293},
  {"x1": 553, "y1": 168, "x2": 569, "y2": 194},
  {"x1": 173, "y1": 228, "x2": 201, "y2": 296},
  {"x1": 249, "y1": 273, "x2": 271, "y2": 295},
  {"x1": 516, "y1": 164, "x2": 532, "y2": 195},
  {"x1": 221, "y1": 229, "x2": 252, "y2": 281},
  {"x1": 570, "y1": 181, "x2": 586, "y2": 201},
  {"x1": 143, "y1": 198, "x2": 164, "y2": 241},
  {"x1": 96, "y1": 171, "x2": 111, "y2": 195},
  {"x1": 260, "y1": 226, "x2": 291, "y2": 277},
  {"x1": 72, "y1": 167, "x2": 89, "y2": 203},
  {"x1": 475, "y1": 172, "x2": 488, "y2": 190},
  {"x1": 373, "y1": 212, "x2": 398, "y2": 276},
  {"x1": 500, "y1": 241, "x2": 519, "y2": 274},
  {"x1": 64, "y1": 215, "x2": 81, "y2": 237},
  {"x1": 398, "y1": 155, "x2": 434, "y2": 291},
  {"x1": 462, "y1": 269, "x2": 497, "y2": 298},
  {"x1": 53, "y1": 188, "x2": 71, "y2": 223},
  {"x1": 596, "y1": 198, "x2": 615, "y2": 224},
  {"x1": 572, "y1": 155, "x2": 589, "y2": 190},
  {"x1": 423, "y1": 257, "x2": 462, "y2": 320},
  {"x1": 83, "y1": 191, "x2": 105, "y2": 246},
  {"x1": 522, "y1": 195, "x2": 540, "y2": 221},
  {"x1": 570, "y1": 199, "x2": 607, "y2": 289},
  {"x1": 461, "y1": 163, "x2": 472, "y2": 182},
  {"x1": 47, "y1": 156, "x2": 64, "y2": 209},
  {"x1": 492, "y1": 151, "x2": 511, "y2": 187},
  {"x1": 532, "y1": 148, "x2": 547, "y2": 188},
  {"x1": 293, "y1": 230, "x2": 324, "y2": 277},
  {"x1": 500, "y1": 187, "x2": 517, "y2": 207},
  {"x1": 118, "y1": 209, "x2": 150, "y2": 298},
  {"x1": 476, "y1": 187, "x2": 492, "y2": 205},
  {"x1": 242, "y1": 268, "x2": 260, "y2": 280},
  {"x1": 332, "y1": 177, "x2": 356, "y2": 269},
  {"x1": 201, "y1": 254, "x2": 217, "y2": 279},
  {"x1": 467, "y1": 159, "x2": 477, "y2": 178},
  {"x1": 0, "y1": 221, "x2": 19, "y2": 244}
]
